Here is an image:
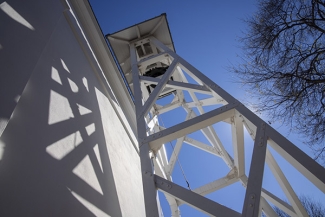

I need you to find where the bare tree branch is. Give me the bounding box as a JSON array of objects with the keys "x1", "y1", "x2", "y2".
[{"x1": 234, "y1": 0, "x2": 325, "y2": 163}]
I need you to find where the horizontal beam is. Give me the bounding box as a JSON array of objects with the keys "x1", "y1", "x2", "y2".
[
  {"x1": 154, "y1": 175, "x2": 241, "y2": 217},
  {"x1": 186, "y1": 97, "x2": 226, "y2": 108},
  {"x1": 146, "y1": 104, "x2": 236, "y2": 152},
  {"x1": 138, "y1": 52, "x2": 168, "y2": 68},
  {"x1": 155, "y1": 101, "x2": 182, "y2": 115},
  {"x1": 186, "y1": 170, "x2": 238, "y2": 199},
  {"x1": 140, "y1": 76, "x2": 212, "y2": 95},
  {"x1": 184, "y1": 137, "x2": 220, "y2": 156}
]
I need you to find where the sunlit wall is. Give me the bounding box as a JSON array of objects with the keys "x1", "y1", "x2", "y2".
[{"x1": 0, "y1": 0, "x2": 144, "y2": 216}]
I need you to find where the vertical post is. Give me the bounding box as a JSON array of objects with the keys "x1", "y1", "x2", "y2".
[
  {"x1": 231, "y1": 112, "x2": 245, "y2": 177},
  {"x1": 242, "y1": 122, "x2": 267, "y2": 217},
  {"x1": 130, "y1": 44, "x2": 159, "y2": 216}
]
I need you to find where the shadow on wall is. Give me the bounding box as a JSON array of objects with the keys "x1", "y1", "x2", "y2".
[{"x1": 0, "y1": 1, "x2": 123, "y2": 216}]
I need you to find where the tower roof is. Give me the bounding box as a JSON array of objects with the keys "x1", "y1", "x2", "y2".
[{"x1": 106, "y1": 13, "x2": 175, "y2": 77}]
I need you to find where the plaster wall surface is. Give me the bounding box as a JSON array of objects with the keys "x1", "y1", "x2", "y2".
[{"x1": 0, "y1": 0, "x2": 145, "y2": 216}]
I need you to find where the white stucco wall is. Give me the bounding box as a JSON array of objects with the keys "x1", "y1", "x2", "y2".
[{"x1": 0, "y1": 0, "x2": 145, "y2": 216}]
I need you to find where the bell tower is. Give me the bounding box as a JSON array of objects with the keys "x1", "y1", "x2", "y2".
[{"x1": 107, "y1": 14, "x2": 325, "y2": 217}]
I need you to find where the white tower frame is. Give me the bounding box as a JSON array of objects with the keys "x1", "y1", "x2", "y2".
[{"x1": 107, "y1": 14, "x2": 325, "y2": 217}]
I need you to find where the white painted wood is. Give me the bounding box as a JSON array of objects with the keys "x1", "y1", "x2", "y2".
[
  {"x1": 140, "y1": 58, "x2": 178, "y2": 118},
  {"x1": 191, "y1": 169, "x2": 238, "y2": 196},
  {"x1": 165, "y1": 194, "x2": 181, "y2": 217},
  {"x1": 261, "y1": 188, "x2": 297, "y2": 217},
  {"x1": 166, "y1": 137, "x2": 185, "y2": 175},
  {"x1": 260, "y1": 197, "x2": 279, "y2": 217},
  {"x1": 155, "y1": 175, "x2": 241, "y2": 217},
  {"x1": 131, "y1": 43, "x2": 159, "y2": 216},
  {"x1": 126, "y1": 34, "x2": 325, "y2": 217},
  {"x1": 140, "y1": 76, "x2": 213, "y2": 95},
  {"x1": 231, "y1": 111, "x2": 245, "y2": 177},
  {"x1": 265, "y1": 149, "x2": 308, "y2": 217},
  {"x1": 242, "y1": 123, "x2": 267, "y2": 217},
  {"x1": 137, "y1": 52, "x2": 167, "y2": 70},
  {"x1": 267, "y1": 127, "x2": 325, "y2": 194},
  {"x1": 186, "y1": 96, "x2": 226, "y2": 108},
  {"x1": 183, "y1": 137, "x2": 221, "y2": 156},
  {"x1": 155, "y1": 101, "x2": 182, "y2": 115},
  {"x1": 150, "y1": 36, "x2": 178, "y2": 58},
  {"x1": 147, "y1": 106, "x2": 236, "y2": 152}
]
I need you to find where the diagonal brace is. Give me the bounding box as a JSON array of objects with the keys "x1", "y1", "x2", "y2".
[
  {"x1": 139, "y1": 58, "x2": 178, "y2": 118},
  {"x1": 154, "y1": 175, "x2": 241, "y2": 217},
  {"x1": 140, "y1": 76, "x2": 212, "y2": 94}
]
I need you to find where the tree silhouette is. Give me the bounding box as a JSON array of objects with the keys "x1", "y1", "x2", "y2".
[
  {"x1": 234, "y1": 0, "x2": 325, "y2": 163},
  {"x1": 273, "y1": 196, "x2": 325, "y2": 217}
]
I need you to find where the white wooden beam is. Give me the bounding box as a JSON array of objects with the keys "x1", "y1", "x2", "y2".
[
  {"x1": 164, "y1": 194, "x2": 181, "y2": 217},
  {"x1": 157, "y1": 146, "x2": 169, "y2": 172},
  {"x1": 154, "y1": 175, "x2": 241, "y2": 217},
  {"x1": 139, "y1": 58, "x2": 178, "y2": 118},
  {"x1": 242, "y1": 123, "x2": 267, "y2": 217},
  {"x1": 131, "y1": 36, "x2": 325, "y2": 217},
  {"x1": 155, "y1": 101, "x2": 182, "y2": 115},
  {"x1": 192, "y1": 169, "x2": 238, "y2": 196},
  {"x1": 186, "y1": 97, "x2": 226, "y2": 108},
  {"x1": 178, "y1": 60, "x2": 237, "y2": 105},
  {"x1": 131, "y1": 43, "x2": 159, "y2": 216},
  {"x1": 231, "y1": 112, "x2": 245, "y2": 177},
  {"x1": 146, "y1": 105, "x2": 236, "y2": 152},
  {"x1": 138, "y1": 52, "x2": 167, "y2": 68},
  {"x1": 267, "y1": 127, "x2": 325, "y2": 193},
  {"x1": 140, "y1": 76, "x2": 212, "y2": 95},
  {"x1": 183, "y1": 137, "x2": 220, "y2": 156},
  {"x1": 153, "y1": 156, "x2": 167, "y2": 179},
  {"x1": 178, "y1": 68, "x2": 234, "y2": 169},
  {"x1": 166, "y1": 137, "x2": 184, "y2": 175},
  {"x1": 261, "y1": 188, "x2": 297, "y2": 217},
  {"x1": 265, "y1": 149, "x2": 308, "y2": 217},
  {"x1": 150, "y1": 36, "x2": 178, "y2": 58},
  {"x1": 198, "y1": 123, "x2": 234, "y2": 168},
  {"x1": 260, "y1": 197, "x2": 279, "y2": 217},
  {"x1": 241, "y1": 174, "x2": 297, "y2": 217},
  {"x1": 177, "y1": 175, "x2": 238, "y2": 206}
]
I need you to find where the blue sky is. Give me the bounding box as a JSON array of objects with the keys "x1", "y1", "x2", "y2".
[{"x1": 89, "y1": 1, "x2": 325, "y2": 216}]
